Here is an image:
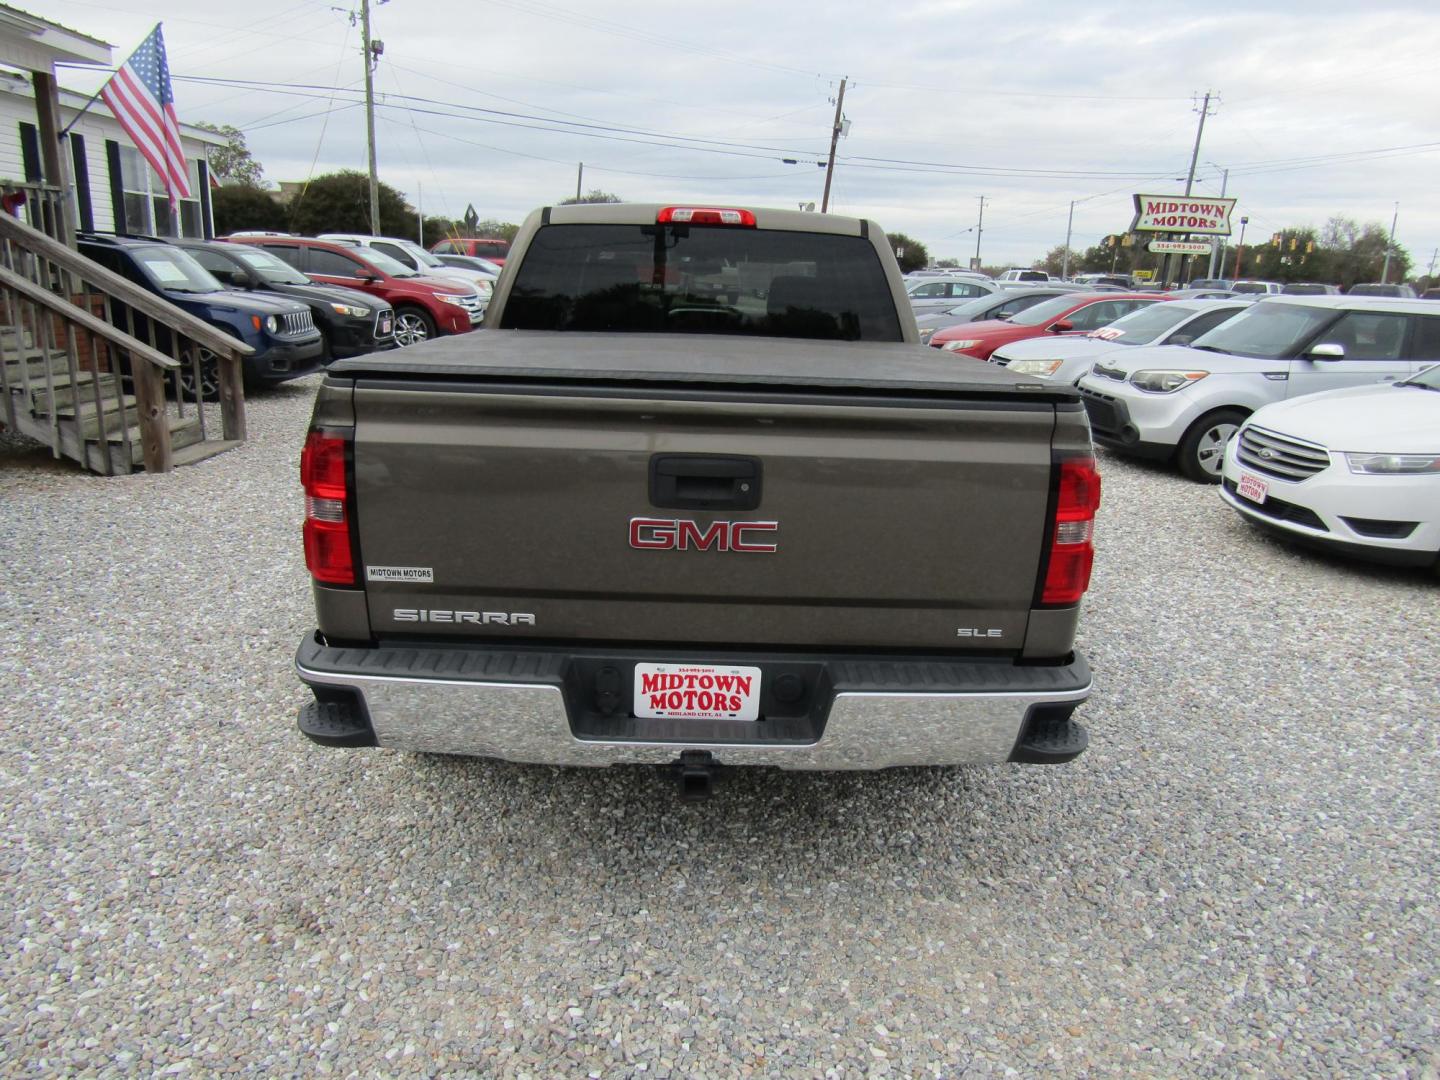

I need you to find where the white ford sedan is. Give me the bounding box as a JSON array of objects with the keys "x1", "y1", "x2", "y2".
[{"x1": 1219, "y1": 364, "x2": 1440, "y2": 569}]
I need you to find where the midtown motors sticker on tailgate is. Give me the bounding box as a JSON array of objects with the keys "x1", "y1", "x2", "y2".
[{"x1": 634, "y1": 663, "x2": 762, "y2": 722}]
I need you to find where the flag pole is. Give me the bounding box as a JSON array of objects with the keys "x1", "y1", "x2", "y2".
[{"x1": 58, "y1": 75, "x2": 115, "y2": 138}]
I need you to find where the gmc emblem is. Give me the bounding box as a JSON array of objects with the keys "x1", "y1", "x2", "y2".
[{"x1": 629, "y1": 517, "x2": 779, "y2": 553}]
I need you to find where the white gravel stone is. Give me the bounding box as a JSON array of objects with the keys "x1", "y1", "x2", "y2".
[{"x1": 0, "y1": 377, "x2": 1436, "y2": 1077}]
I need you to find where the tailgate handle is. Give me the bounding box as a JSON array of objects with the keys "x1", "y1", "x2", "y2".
[{"x1": 649, "y1": 455, "x2": 762, "y2": 511}]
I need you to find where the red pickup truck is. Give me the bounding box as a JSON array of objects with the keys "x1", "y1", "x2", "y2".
[{"x1": 226, "y1": 235, "x2": 484, "y2": 346}]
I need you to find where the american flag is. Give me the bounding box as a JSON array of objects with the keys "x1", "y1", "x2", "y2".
[{"x1": 100, "y1": 24, "x2": 191, "y2": 200}]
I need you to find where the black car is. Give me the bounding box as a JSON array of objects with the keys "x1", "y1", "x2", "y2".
[
  {"x1": 77, "y1": 233, "x2": 324, "y2": 397},
  {"x1": 174, "y1": 240, "x2": 395, "y2": 360}
]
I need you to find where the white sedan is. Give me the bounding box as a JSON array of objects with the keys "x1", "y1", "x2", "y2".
[
  {"x1": 1219, "y1": 365, "x2": 1440, "y2": 569},
  {"x1": 992, "y1": 298, "x2": 1249, "y2": 384}
]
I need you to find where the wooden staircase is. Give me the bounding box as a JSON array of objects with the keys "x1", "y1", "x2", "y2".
[
  {"x1": 1, "y1": 330, "x2": 236, "y2": 473},
  {"x1": 0, "y1": 181, "x2": 249, "y2": 475}
]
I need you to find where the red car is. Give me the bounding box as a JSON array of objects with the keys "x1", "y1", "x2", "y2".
[
  {"x1": 929, "y1": 292, "x2": 1169, "y2": 360},
  {"x1": 226, "y1": 235, "x2": 484, "y2": 346},
  {"x1": 431, "y1": 236, "x2": 510, "y2": 266}
]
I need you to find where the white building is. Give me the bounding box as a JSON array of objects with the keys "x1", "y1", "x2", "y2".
[{"x1": 0, "y1": 5, "x2": 224, "y2": 239}]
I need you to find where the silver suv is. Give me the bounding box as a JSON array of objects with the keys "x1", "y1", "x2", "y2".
[{"x1": 1076, "y1": 296, "x2": 1440, "y2": 481}]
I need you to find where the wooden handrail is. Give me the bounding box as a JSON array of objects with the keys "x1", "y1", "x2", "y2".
[
  {"x1": 0, "y1": 263, "x2": 179, "y2": 369},
  {"x1": 0, "y1": 211, "x2": 254, "y2": 362}
]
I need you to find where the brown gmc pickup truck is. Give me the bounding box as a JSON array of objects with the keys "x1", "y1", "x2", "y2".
[{"x1": 295, "y1": 203, "x2": 1099, "y2": 795}]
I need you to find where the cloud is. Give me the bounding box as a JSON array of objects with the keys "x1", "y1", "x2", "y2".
[{"x1": 50, "y1": 0, "x2": 1440, "y2": 268}]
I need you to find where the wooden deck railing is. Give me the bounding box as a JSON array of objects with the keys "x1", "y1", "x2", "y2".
[{"x1": 0, "y1": 182, "x2": 250, "y2": 474}]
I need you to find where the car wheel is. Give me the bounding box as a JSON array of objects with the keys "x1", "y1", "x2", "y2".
[
  {"x1": 177, "y1": 345, "x2": 221, "y2": 402},
  {"x1": 1177, "y1": 408, "x2": 1246, "y2": 483},
  {"x1": 393, "y1": 307, "x2": 435, "y2": 347}
]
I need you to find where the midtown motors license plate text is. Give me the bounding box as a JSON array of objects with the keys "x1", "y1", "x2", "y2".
[{"x1": 633, "y1": 663, "x2": 762, "y2": 722}]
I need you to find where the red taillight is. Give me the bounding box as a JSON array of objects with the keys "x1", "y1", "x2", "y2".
[
  {"x1": 301, "y1": 430, "x2": 356, "y2": 586},
  {"x1": 657, "y1": 206, "x2": 757, "y2": 227},
  {"x1": 1041, "y1": 456, "x2": 1101, "y2": 606}
]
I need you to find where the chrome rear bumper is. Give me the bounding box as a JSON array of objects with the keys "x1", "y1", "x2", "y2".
[{"x1": 296, "y1": 637, "x2": 1091, "y2": 770}]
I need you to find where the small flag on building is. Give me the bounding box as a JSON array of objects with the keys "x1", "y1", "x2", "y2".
[{"x1": 100, "y1": 24, "x2": 191, "y2": 201}]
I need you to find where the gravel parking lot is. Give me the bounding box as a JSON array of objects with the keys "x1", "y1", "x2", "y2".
[{"x1": 1, "y1": 375, "x2": 1436, "y2": 1078}]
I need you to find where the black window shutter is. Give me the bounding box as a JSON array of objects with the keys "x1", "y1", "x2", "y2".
[
  {"x1": 70, "y1": 134, "x2": 94, "y2": 232},
  {"x1": 19, "y1": 122, "x2": 42, "y2": 181},
  {"x1": 197, "y1": 159, "x2": 212, "y2": 238},
  {"x1": 105, "y1": 139, "x2": 125, "y2": 233}
]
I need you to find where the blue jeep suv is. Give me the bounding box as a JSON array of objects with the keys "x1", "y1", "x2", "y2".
[{"x1": 77, "y1": 233, "x2": 324, "y2": 397}]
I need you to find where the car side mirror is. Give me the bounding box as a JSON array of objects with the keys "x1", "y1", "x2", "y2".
[
  {"x1": 1307, "y1": 343, "x2": 1345, "y2": 361},
  {"x1": 1049, "y1": 319, "x2": 1075, "y2": 333}
]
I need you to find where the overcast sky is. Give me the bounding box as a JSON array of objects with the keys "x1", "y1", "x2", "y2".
[{"x1": 46, "y1": 0, "x2": 1440, "y2": 273}]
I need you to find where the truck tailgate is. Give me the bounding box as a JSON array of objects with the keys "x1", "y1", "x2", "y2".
[{"x1": 351, "y1": 380, "x2": 1057, "y2": 652}]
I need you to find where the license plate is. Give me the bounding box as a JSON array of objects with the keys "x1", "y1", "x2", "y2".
[
  {"x1": 1237, "y1": 472, "x2": 1269, "y2": 505},
  {"x1": 633, "y1": 663, "x2": 762, "y2": 722},
  {"x1": 379, "y1": 315, "x2": 393, "y2": 336}
]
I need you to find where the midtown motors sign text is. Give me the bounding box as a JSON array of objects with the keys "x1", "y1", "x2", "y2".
[{"x1": 1130, "y1": 194, "x2": 1238, "y2": 236}]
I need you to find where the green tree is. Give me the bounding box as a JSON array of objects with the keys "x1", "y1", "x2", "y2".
[
  {"x1": 472, "y1": 218, "x2": 520, "y2": 244},
  {"x1": 561, "y1": 189, "x2": 622, "y2": 205},
  {"x1": 1039, "y1": 245, "x2": 1081, "y2": 278},
  {"x1": 287, "y1": 171, "x2": 414, "y2": 237},
  {"x1": 195, "y1": 122, "x2": 264, "y2": 187},
  {"x1": 886, "y1": 232, "x2": 929, "y2": 273},
  {"x1": 211, "y1": 183, "x2": 289, "y2": 235},
  {"x1": 419, "y1": 215, "x2": 457, "y2": 247}
]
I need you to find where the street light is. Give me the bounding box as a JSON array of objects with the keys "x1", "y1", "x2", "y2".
[{"x1": 1232, "y1": 216, "x2": 1249, "y2": 280}]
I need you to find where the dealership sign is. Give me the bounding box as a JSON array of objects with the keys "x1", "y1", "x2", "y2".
[
  {"x1": 1130, "y1": 194, "x2": 1237, "y2": 235},
  {"x1": 1148, "y1": 240, "x2": 1214, "y2": 255}
]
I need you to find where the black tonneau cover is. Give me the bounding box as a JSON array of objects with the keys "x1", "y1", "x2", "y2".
[{"x1": 328, "y1": 330, "x2": 1080, "y2": 403}]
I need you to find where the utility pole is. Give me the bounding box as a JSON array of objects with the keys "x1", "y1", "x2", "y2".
[
  {"x1": 974, "y1": 195, "x2": 986, "y2": 270},
  {"x1": 1207, "y1": 167, "x2": 1230, "y2": 279},
  {"x1": 1164, "y1": 90, "x2": 1216, "y2": 286},
  {"x1": 1426, "y1": 246, "x2": 1438, "y2": 284},
  {"x1": 576, "y1": 162, "x2": 583, "y2": 202},
  {"x1": 360, "y1": 0, "x2": 383, "y2": 236},
  {"x1": 1380, "y1": 201, "x2": 1399, "y2": 284},
  {"x1": 1232, "y1": 216, "x2": 1249, "y2": 280},
  {"x1": 1061, "y1": 200, "x2": 1075, "y2": 280},
  {"x1": 820, "y1": 77, "x2": 847, "y2": 214},
  {"x1": 416, "y1": 181, "x2": 423, "y2": 244}
]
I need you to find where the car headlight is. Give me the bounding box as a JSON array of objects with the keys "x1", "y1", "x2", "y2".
[
  {"x1": 264, "y1": 314, "x2": 280, "y2": 333},
  {"x1": 941, "y1": 339, "x2": 980, "y2": 352},
  {"x1": 474, "y1": 279, "x2": 493, "y2": 294},
  {"x1": 1130, "y1": 369, "x2": 1209, "y2": 393},
  {"x1": 1006, "y1": 359, "x2": 1064, "y2": 377},
  {"x1": 1345, "y1": 452, "x2": 1440, "y2": 475},
  {"x1": 329, "y1": 302, "x2": 370, "y2": 317},
  {"x1": 437, "y1": 293, "x2": 468, "y2": 307}
]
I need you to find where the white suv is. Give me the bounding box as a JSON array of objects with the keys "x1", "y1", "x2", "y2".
[
  {"x1": 997, "y1": 268, "x2": 1052, "y2": 283},
  {"x1": 1076, "y1": 296, "x2": 1440, "y2": 481},
  {"x1": 318, "y1": 233, "x2": 495, "y2": 307}
]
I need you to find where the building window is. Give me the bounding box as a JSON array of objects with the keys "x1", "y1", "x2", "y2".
[{"x1": 118, "y1": 146, "x2": 202, "y2": 237}]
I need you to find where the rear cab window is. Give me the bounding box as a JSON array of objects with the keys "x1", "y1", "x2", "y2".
[{"x1": 499, "y1": 223, "x2": 903, "y2": 341}]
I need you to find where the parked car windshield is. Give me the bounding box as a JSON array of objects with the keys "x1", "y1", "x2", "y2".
[
  {"x1": 231, "y1": 247, "x2": 311, "y2": 285},
  {"x1": 360, "y1": 249, "x2": 418, "y2": 277},
  {"x1": 397, "y1": 242, "x2": 448, "y2": 269},
  {"x1": 1188, "y1": 301, "x2": 1337, "y2": 359},
  {"x1": 1006, "y1": 295, "x2": 1081, "y2": 327},
  {"x1": 500, "y1": 223, "x2": 903, "y2": 341},
  {"x1": 1403, "y1": 363, "x2": 1440, "y2": 389},
  {"x1": 132, "y1": 246, "x2": 223, "y2": 293},
  {"x1": 1089, "y1": 303, "x2": 1196, "y2": 343}
]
